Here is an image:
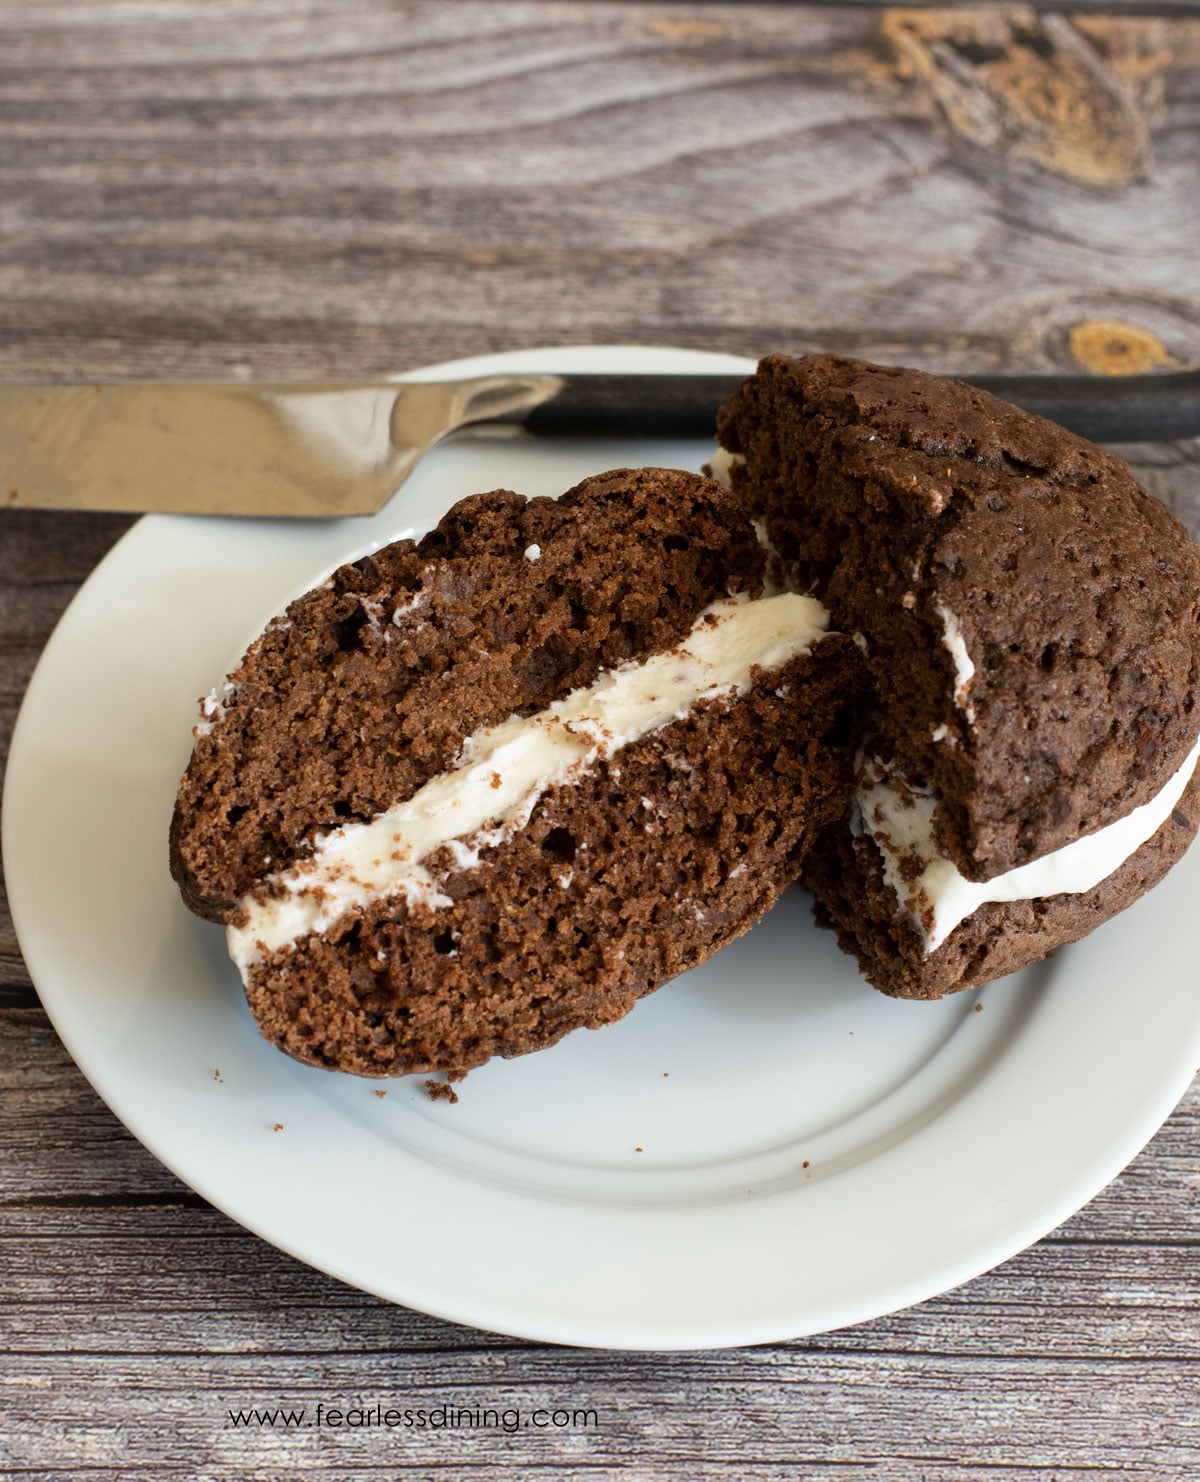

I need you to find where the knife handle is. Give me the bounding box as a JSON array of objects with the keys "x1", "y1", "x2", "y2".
[
  {"x1": 968, "y1": 367, "x2": 1200, "y2": 444},
  {"x1": 509, "y1": 368, "x2": 1200, "y2": 445}
]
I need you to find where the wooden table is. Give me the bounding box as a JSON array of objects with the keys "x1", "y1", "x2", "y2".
[{"x1": 3, "y1": 4, "x2": 1199, "y2": 1477}]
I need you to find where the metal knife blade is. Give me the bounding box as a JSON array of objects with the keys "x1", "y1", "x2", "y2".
[{"x1": 2, "y1": 367, "x2": 1198, "y2": 518}]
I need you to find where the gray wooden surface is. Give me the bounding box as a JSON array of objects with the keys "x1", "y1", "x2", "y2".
[{"x1": 2, "y1": 3, "x2": 1199, "y2": 1478}]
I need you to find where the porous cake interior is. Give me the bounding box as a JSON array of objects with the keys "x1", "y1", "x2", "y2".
[
  {"x1": 172, "y1": 469, "x2": 761, "y2": 920},
  {"x1": 172, "y1": 465, "x2": 868, "y2": 1074},
  {"x1": 240, "y1": 634, "x2": 862, "y2": 1076}
]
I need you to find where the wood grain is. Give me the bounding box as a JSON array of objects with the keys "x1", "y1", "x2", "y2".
[
  {"x1": 1, "y1": 2, "x2": 1198, "y2": 383},
  {"x1": 2, "y1": 3, "x2": 1199, "y2": 1478}
]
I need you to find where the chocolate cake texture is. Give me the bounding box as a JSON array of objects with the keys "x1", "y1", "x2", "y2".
[
  {"x1": 714, "y1": 353, "x2": 1200, "y2": 999},
  {"x1": 171, "y1": 467, "x2": 866, "y2": 1075}
]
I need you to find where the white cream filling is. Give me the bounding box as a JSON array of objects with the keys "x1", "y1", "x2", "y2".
[
  {"x1": 193, "y1": 679, "x2": 239, "y2": 739},
  {"x1": 857, "y1": 730, "x2": 1200, "y2": 953},
  {"x1": 707, "y1": 447, "x2": 744, "y2": 489},
  {"x1": 934, "y1": 602, "x2": 975, "y2": 721},
  {"x1": 228, "y1": 591, "x2": 831, "y2": 976}
]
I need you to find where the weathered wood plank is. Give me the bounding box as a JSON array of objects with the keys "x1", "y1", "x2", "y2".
[
  {"x1": 4, "y1": 1346, "x2": 1200, "y2": 1480},
  {"x1": 0, "y1": 3, "x2": 1196, "y2": 381}
]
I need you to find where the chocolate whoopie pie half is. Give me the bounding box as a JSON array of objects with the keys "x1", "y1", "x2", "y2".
[
  {"x1": 172, "y1": 467, "x2": 867, "y2": 1074},
  {"x1": 715, "y1": 353, "x2": 1200, "y2": 998}
]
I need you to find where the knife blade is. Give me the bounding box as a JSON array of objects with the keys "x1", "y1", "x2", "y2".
[{"x1": 2, "y1": 367, "x2": 1198, "y2": 518}]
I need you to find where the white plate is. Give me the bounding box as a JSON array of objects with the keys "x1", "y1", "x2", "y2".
[{"x1": 6, "y1": 345, "x2": 1200, "y2": 1351}]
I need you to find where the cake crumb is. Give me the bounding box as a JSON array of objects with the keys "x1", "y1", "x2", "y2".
[
  {"x1": 212, "y1": 1069, "x2": 223, "y2": 1083},
  {"x1": 635, "y1": 1146, "x2": 643, "y2": 1153},
  {"x1": 425, "y1": 1078, "x2": 459, "y2": 1104},
  {"x1": 272, "y1": 1123, "x2": 283, "y2": 1132},
  {"x1": 974, "y1": 1001, "x2": 984, "y2": 1013},
  {"x1": 374, "y1": 1089, "x2": 387, "y2": 1099},
  {"x1": 802, "y1": 1160, "x2": 810, "y2": 1169}
]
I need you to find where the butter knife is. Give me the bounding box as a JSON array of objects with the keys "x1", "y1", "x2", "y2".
[{"x1": 2, "y1": 368, "x2": 1197, "y2": 519}]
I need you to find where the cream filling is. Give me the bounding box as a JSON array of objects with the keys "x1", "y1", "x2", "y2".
[
  {"x1": 707, "y1": 446, "x2": 744, "y2": 489},
  {"x1": 934, "y1": 602, "x2": 975, "y2": 722},
  {"x1": 228, "y1": 591, "x2": 831, "y2": 976},
  {"x1": 857, "y1": 730, "x2": 1200, "y2": 953}
]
